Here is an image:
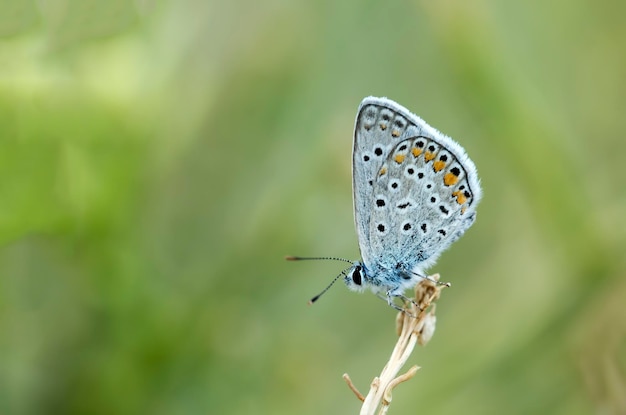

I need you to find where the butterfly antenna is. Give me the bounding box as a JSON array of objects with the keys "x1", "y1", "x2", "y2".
[
  {"x1": 308, "y1": 268, "x2": 350, "y2": 305},
  {"x1": 285, "y1": 256, "x2": 353, "y2": 264}
]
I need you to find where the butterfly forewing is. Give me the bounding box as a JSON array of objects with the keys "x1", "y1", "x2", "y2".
[{"x1": 353, "y1": 100, "x2": 419, "y2": 264}]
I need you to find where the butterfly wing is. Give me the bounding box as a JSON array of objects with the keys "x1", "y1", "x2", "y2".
[
  {"x1": 352, "y1": 97, "x2": 481, "y2": 271},
  {"x1": 353, "y1": 98, "x2": 418, "y2": 265}
]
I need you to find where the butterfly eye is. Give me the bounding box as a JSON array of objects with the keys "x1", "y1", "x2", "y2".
[{"x1": 352, "y1": 266, "x2": 362, "y2": 286}]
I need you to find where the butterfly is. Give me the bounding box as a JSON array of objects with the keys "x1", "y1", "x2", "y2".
[{"x1": 288, "y1": 97, "x2": 481, "y2": 310}]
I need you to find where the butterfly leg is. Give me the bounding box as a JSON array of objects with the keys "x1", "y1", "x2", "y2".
[
  {"x1": 377, "y1": 291, "x2": 419, "y2": 317},
  {"x1": 373, "y1": 292, "x2": 405, "y2": 313},
  {"x1": 395, "y1": 292, "x2": 423, "y2": 310},
  {"x1": 388, "y1": 291, "x2": 424, "y2": 316}
]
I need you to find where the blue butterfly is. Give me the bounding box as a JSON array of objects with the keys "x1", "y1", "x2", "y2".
[{"x1": 289, "y1": 97, "x2": 481, "y2": 309}]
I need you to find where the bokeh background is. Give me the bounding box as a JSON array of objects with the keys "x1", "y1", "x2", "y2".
[{"x1": 1, "y1": 0, "x2": 625, "y2": 414}]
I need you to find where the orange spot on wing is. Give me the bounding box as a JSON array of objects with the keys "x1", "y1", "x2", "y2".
[
  {"x1": 461, "y1": 206, "x2": 467, "y2": 214},
  {"x1": 433, "y1": 161, "x2": 445, "y2": 172},
  {"x1": 443, "y1": 173, "x2": 458, "y2": 186},
  {"x1": 412, "y1": 147, "x2": 422, "y2": 157},
  {"x1": 394, "y1": 154, "x2": 406, "y2": 164},
  {"x1": 392, "y1": 130, "x2": 400, "y2": 137},
  {"x1": 452, "y1": 190, "x2": 467, "y2": 205},
  {"x1": 424, "y1": 152, "x2": 436, "y2": 162},
  {"x1": 379, "y1": 167, "x2": 387, "y2": 176},
  {"x1": 380, "y1": 123, "x2": 387, "y2": 130}
]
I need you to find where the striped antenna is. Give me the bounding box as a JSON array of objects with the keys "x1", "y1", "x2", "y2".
[{"x1": 286, "y1": 256, "x2": 354, "y2": 304}]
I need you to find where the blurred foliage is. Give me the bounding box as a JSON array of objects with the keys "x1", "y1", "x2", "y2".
[{"x1": 1, "y1": 0, "x2": 625, "y2": 414}]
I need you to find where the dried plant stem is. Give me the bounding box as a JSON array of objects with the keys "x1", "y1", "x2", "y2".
[
  {"x1": 345, "y1": 275, "x2": 447, "y2": 415},
  {"x1": 343, "y1": 374, "x2": 365, "y2": 402}
]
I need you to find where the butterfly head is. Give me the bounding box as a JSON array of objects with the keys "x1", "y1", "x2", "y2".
[{"x1": 344, "y1": 262, "x2": 367, "y2": 292}]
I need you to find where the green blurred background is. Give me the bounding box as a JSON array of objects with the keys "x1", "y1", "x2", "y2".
[{"x1": 1, "y1": 0, "x2": 625, "y2": 414}]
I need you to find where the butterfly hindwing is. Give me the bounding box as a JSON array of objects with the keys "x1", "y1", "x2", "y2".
[{"x1": 369, "y1": 136, "x2": 479, "y2": 272}]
